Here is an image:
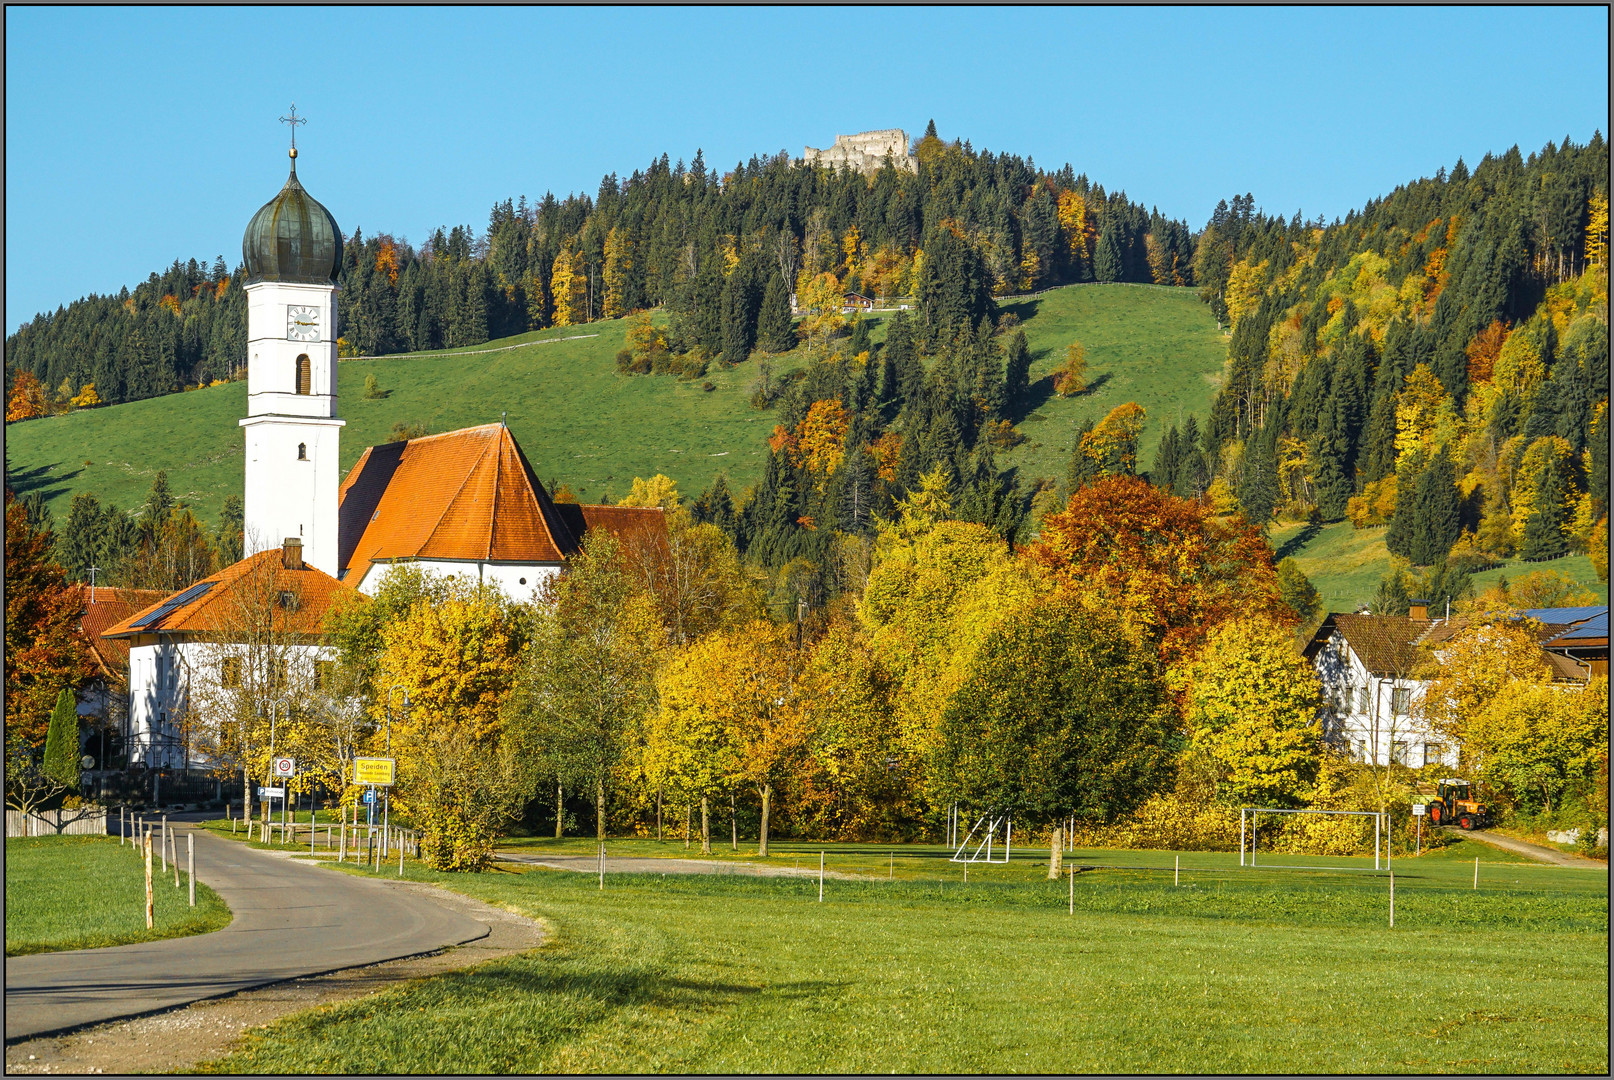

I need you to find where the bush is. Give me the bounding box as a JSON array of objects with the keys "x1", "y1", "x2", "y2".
[{"x1": 362, "y1": 373, "x2": 385, "y2": 399}]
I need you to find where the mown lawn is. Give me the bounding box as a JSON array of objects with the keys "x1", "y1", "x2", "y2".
[
  {"x1": 5, "y1": 835, "x2": 230, "y2": 956},
  {"x1": 199, "y1": 836, "x2": 1606, "y2": 1074},
  {"x1": 5, "y1": 284, "x2": 1224, "y2": 533}
]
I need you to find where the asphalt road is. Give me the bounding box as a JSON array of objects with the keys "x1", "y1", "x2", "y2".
[{"x1": 4, "y1": 826, "x2": 490, "y2": 1042}]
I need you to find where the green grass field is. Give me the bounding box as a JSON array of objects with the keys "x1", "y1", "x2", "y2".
[
  {"x1": 4, "y1": 835, "x2": 231, "y2": 956},
  {"x1": 1270, "y1": 520, "x2": 1608, "y2": 615},
  {"x1": 5, "y1": 285, "x2": 1224, "y2": 531},
  {"x1": 197, "y1": 833, "x2": 1606, "y2": 1074}
]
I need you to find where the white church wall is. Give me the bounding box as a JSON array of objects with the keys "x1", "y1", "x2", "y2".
[{"x1": 356, "y1": 560, "x2": 564, "y2": 601}]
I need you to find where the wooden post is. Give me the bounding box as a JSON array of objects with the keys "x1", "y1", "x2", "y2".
[
  {"x1": 188, "y1": 833, "x2": 195, "y2": 907},
  {"x1": 144, "y1": 830, "x2": 154, "y2": 929},
  {"x1": 1389, "y1": 871, "x2": 1395, "y2": 928},
  {"x1": 159, "y1": 816, "x2": 168, "y2": 873},
  {"x1": 1474, "y1": 856, "x2": 1478, "y2": 890},
  {"x1": 1175, "y1": 855, "x2": 1180, "y2": 887}
]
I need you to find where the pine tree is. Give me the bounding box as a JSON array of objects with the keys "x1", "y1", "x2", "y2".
[
  {"x1": 1408, "y1": 446, "x2": 1460, "y2": 565},
  {"x1": 1311, "y1": 393, "x2": 1352, "y2": 521},
  {"x1": 42, "y1": 687, "x2": 80, "y2": 793},
  {"x1": 756, "y1": 271, "x2": 796, "y2": 353},
  {"x1": 216, "y1": 495, "x2": 244, "y2": 565}
]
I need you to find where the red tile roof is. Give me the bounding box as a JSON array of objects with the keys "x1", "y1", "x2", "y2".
[
  {"x1": 101, "y1": 548, "x2": 359, "y2": 640},
  {"x1": 80, "y1": 588, "x2": 167, "y2": 675},
  {"x1": 337, "y1": 423, "x2": 669, "y2": 585},
  {"x1": 337, "y1": 424, "x2": 581, "y2": 584}
]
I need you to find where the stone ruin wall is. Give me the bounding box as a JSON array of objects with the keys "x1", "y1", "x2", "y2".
[{"x1": 803, "y1": 129, "x2": 916, "y2": 174}]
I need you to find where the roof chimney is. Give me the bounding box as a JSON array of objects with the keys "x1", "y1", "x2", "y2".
[
  {"x1": 281, "y1": 537, "x2": 304, "y2": 571},
  {"x1": 1408, "y1": 598, "x2": 1429, "y2": 621}
]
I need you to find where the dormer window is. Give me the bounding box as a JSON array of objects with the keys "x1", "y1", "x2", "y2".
[
  {"x1": 278, "y1": 590, "x2": 299, "y2": 611},
  {"x1": 296, "y1": 354, "x2": 311, "y2": 395}
]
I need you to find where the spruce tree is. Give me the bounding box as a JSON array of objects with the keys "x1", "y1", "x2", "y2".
[
  {"x1": 1094, "y1": 221, "x2": 1124, "y2": 282},
  {"x1": 1409, "y1": 446, "x2": 1460, "y2": 565},
  {"x1": 216, "y1": 495, "x2": 244, "y2": 565},
  {"x1": 1312, "y1": 394, "x2": 1352, "y2": 521},
  {"x1": 1519, "y1": 450, "x2": 1572, "y2": 560},
  {"x1": 1237, "y1": 424, "x2": 1280, "y2": 526},
  {"x1": 1384, "y1": 450, "x2": 1424, "y2": 560},
  {"x1": 43, "y1": 688, "x2": 80, "y2": 793},
  {"x1": 1001, "y1": 329, "x2": 1031, "y2": 418}
]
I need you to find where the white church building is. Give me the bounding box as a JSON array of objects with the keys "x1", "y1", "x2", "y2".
[{"x1": 104, "y1": 136, "x2": 664, "y2": 772}]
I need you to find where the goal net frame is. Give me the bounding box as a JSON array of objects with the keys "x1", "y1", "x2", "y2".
[
  {"x1": 950, "y1": 811, "x2": 1012, "y2": 864},
  {"x1": 1240, "y1": 806, "x2": 1390, "y2": 871}
]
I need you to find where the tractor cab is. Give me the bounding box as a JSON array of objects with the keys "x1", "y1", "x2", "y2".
[{"x1": 1429, "y1": 778, "x2": 1488, "y2": 829}]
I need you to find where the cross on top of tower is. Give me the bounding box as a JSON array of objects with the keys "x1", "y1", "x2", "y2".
[{"x1": 280, "y1": 103, "x2": 306, "y2": 160}]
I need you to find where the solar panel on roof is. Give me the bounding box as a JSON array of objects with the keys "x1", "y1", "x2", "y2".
[{"x1": 129, "y1": 581, "x2": 215, "y2": 629}]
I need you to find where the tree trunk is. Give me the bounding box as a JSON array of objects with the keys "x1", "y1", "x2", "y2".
[
  {"x1": 700, "y1": 796, "x2": 711, "y2": 855},
  {"x1": 555, "y1": 779, "x2": 563, "y2": 839},
  {"x1": 758, "y1": 783, "x2": 772, "y2": 857},
  {"x1": 1048, "y1": 824, "x2": 1063, "y2": 880},
  {"x1": 731, "y1": 792, "x2": 738, "y2": 850},
  {"x1": 242, "y1": 767, "x2": 253, "y2": 825},
  {"x1": 684, "y1": 802, "x2": 691, "y2": 849},
  {"x1": 595, "y1": 776, "x2": 605, "y2": 842}
]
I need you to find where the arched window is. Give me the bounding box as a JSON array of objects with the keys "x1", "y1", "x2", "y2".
[
  {"x1": 296, "y1": 354, "x2": 311, "y2": 395},
  {"x1": 297, "y1": 442, "x2": 307, "y2": 460}
]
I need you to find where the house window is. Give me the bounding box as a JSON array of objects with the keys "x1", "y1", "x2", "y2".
[
  {"x1": 1391, "y1": 687, "x2": 1411, "y2": 715},
  {"x1": 1391, "y1": 741, "x2": 1408, "y2": 765},
  {"x1": 1353, "y1": 739, "x2": 1367, "y2": 761},
  {"x1": 1358, "y1": 687, "x2": 1370, "y2": 714},
  {"x1": 314, "y1": 660, "x2": 335, "y2": 690},
  {"x1": 1424, "y1": 743, "x2": 1443, "y2": 767},
  {"x1": 297, "y1": 442, "x2": 307, "y2": 460},
  {"x1": 221, "y1": 656, "x2": 242, "y2": 689},
  {"x1": 296, "y1": 354, "x2": 311, "y2": 395}
]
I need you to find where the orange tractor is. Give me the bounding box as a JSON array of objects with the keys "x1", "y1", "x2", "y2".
[{"x1": 1425, "y1": 778, "x2": 1490, "y2": 830}]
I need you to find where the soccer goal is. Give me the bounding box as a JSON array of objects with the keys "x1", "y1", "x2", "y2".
[
  {"x1": 950, "y1": 811, "x2": 1012, "y2": 863},
  {"x1": 1240, "y1": 806, "x2": 1390, "y2": 870}
]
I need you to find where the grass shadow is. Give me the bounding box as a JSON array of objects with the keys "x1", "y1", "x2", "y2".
[{"x1": 1274, "y1": 519, "x2": 1323, "y2": 562}]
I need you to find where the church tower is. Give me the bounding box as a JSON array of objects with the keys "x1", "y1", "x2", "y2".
[{"x1": 239, "y1": 123, "x2": 345, "y2": 577}]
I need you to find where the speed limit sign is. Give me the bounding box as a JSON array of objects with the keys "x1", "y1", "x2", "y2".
[{"x1": 272, "y1": 756, "x2": 296, "y2": 778}]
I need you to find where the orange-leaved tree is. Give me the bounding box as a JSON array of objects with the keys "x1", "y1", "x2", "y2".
[
  {"x1": 4, "y1": 493, "x2": 92, "y2": 749},
  {"x1": 1026, "y1": 475, "x2": 1288, "y2": 664},
  {"x1": 6, "y1": 371, "x2": 48, "y2": 423}
]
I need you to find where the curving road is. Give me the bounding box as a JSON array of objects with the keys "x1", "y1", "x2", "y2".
[{"x1": 4, "y1": 826, "x2": 490, "y2": 1042}]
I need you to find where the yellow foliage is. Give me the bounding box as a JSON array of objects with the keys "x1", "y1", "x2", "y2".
[
  {"x1": 1051, "y1": 340, "x2": 1088, "y2": 397},
  {"x1": 790, "y1": 398, "x2": 849, "y2": 486},
  {"x1": 1585, "y1": 191, "x2": 1609, "y2": 268},
  {"x1": 69, "y1": 383, "x2": 102, "y2": 408},
  {"x1": 1056, "y1": 190, "x2": 1094, "y2": 267},
  {"x1": 617, "y1": 474, "x2": 681, "y2": 510},
  {"x1": 550, "y1": 245, "x2": 587, "y2": 327},
  {"x1": 1223, "y1": 259, "x2": 1268, "y2": 328},
  {"x1": 1394, "y1": 363, "x2": 1458, "y2": 467}
]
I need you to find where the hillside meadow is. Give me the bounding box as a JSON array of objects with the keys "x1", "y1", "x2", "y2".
[
  {"x1": 4, "y1": 284, "x2": 1225, "y2": 530},
  {"x1": 1270, "y1": 520, "x2": 1608, "y2": 615}
]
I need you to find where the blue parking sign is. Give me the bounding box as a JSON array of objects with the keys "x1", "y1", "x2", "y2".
[{"x1": 363, "y1": 789, "x2": 376, "y2": 804}]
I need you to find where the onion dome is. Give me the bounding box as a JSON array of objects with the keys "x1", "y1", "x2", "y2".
[{"x1": 241, "y1": 150, "x2": 342, "y2": 285}]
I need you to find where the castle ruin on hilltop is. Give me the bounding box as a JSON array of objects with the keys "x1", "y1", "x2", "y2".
[{"x1": 803, "y1": 129, "x2": 916, "y2": 174}]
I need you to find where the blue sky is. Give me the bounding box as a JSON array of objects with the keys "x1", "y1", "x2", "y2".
[{"x1": 5, "y1": 6, "x2": 1608, "y2": 331}]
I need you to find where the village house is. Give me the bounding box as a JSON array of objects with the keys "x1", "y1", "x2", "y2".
[{"x1": 1305, "y1": 601, "x2": 1608, "y2": 767}]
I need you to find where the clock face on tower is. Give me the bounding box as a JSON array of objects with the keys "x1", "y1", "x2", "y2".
[{"x1": 287, "y1": 305, "x2": 320, "y2": 342}]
